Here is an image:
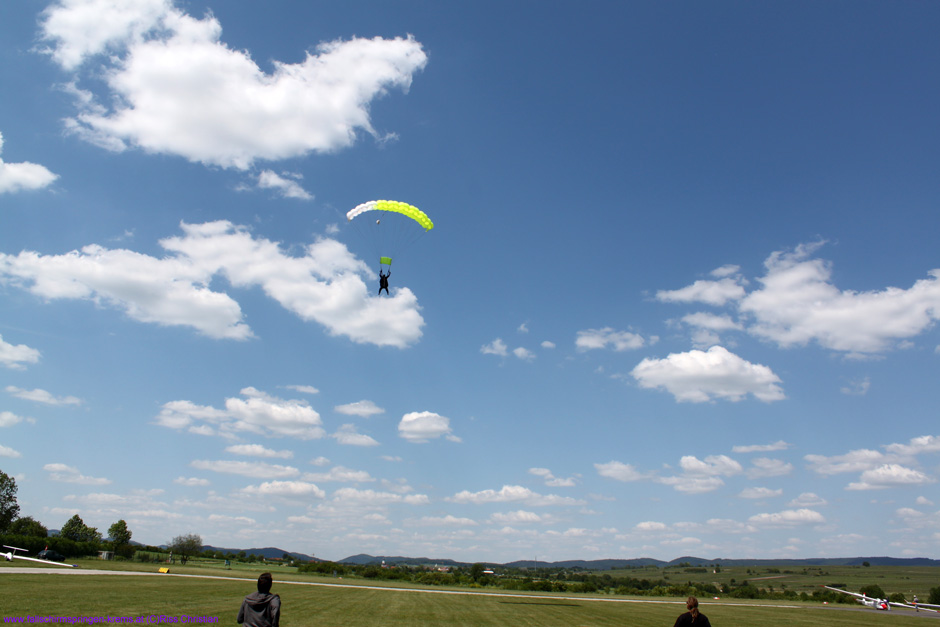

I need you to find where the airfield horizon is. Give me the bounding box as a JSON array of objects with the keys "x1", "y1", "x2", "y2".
[{"x1": 3, "y1": 560, "x2": 940, "y2": 626}]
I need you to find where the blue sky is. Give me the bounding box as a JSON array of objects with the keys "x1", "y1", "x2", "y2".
[{"x1": 2, "y1": 0, "x2": 939, "y2": 563}]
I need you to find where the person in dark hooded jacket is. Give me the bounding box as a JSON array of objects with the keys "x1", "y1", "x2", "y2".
[{"x1": 237, "y1": 572, "x2": 280, "y2": 627}]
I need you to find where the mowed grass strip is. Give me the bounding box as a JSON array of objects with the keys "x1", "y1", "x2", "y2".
[
  {"x1": 606, "y1": 563, "x2": 940, "y2": 599},
  {"x1": 1, "y1": 573, "x2": 937, "y2": 627}
]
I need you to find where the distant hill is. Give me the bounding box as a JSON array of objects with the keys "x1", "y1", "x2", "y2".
[
  {"x1": 201, "y1": 545, "x2": 315, "y2": 562},
  {"x1": 338, "y1": 554, "x2": 940, "y2": 569},
  {"x1": 339, "y1": 554, "x2": 465, "y2": 567},
  {"x1": 122, "y1": 544, "x2": 940, "y2": 569},
  {"x1": 709, "y1": 556, "x2": 940, "y2": 568},
  {"x1": 504, "y1": 558, "x2": 666, "y2": 570}
]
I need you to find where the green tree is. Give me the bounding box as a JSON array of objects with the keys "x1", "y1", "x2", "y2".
[
  {"x1": 59, "y1": 514, "x2": 102, "y2": 543},
  {"x1": 108, "y1": 519, "x2": 132, "y2": 553},
  {"x1": 859, "y1": 584, "x2": 887, "y2": 600},
  {"x1": 928, "y1": 586, "x2": 940, "y2": 606},
  {"x1": 0, "y1": 470, "x2": 19, "y2": 532},
  {"x1": 168, "y1": 533, "x2": 203, "y2": 559},
  {"x1": 9, "y1": 515, "x2": 47, "y2": 537}
]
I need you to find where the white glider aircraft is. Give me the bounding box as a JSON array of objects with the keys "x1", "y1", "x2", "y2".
[
  {"x1": 823, "y1": 586, "x2": 939, "y2": 613},
  {"x1": 2, "y1": 545, "x2": 78, "y2": 568}
]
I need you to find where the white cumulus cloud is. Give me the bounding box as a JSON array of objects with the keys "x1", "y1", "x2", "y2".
[
  {"x1": 491, "y1": 510, "x2": 543, "y2": 524},
  {"x1": 241, "y1": 480, "x2": 325, "y2": 498},
  {"x1": 0, "y1": 221, "x2": 425, "y2": 347},
  {"x1": 332, "y1": 424, "x2": 379, "y2": 447},
  {"x1": 847, "y1": 464, "x2": 933, "y2": 490},
  {"x1": 595, "y1": 461, "x2": 646, "y2": 482},
  {"x1": 885, "y1": 435, "x2": 940, "y2": 457},
  {"x1": 173, "y1": 476, "x2": 209, "y2": 487},
  {"x1": 303, "y1": 466, "x2": 373, "y2": 483},
  {"x1": 448, "y1": 485, "x2": 583, "y2": 507},
  {"x1": 631, "y1": 346, "x2": 784, "y2": 403},
  {"x1": 740, "y1": 243, "x2": 940, "y2": 353},
  {"x1": 155, "y1": 388, "x2": 324, "y2": 441},
  {"x1": 44, "y1": 463, "x2": 110, "y2": 485},
  {"x1": 398, "y1": 411, "x2": 459, "y2": 443},
  {"x1": 6, "y1": 386, "x2": 82, "y2": 406},
  {"x1": 190, "y1": 459, "x2": 299, "y2": 479},
  {"x1": 0, "y1": 335, "x2": 41, "y2": 370},
  {"x1": 481, "y1": 338, "x2": 508, "y2": 356},
  {"x1": 576, "y1": 327, "x2": 645, "y2": 351},
  {"x1": 788, "y1": 492, "x2": 827, "y2": 507},
  {"x1": 0, "y1": 412, "x2": 25, "y2": 428},
  {"x1": 679, "y1": 454, "x2": 743, "y2": 477},
  {"x1": 656, "y1": 277, "x2": 746, "y2": 306},
  {"x1": 529, "y1": 467, "x2": 577, "y2": 487},
  {"x1": 733, "y1": 441, "x2": 790, "y2": 453},
  {"x1": 659, "y1": 244, "x2": 940, "y2": 355},
  {"x1": 0, "y1": 445, "x2": 22, "y2": 458},
  {"x1": 42, "y1": 0, "x2": 428, "y2": 170},
  {"x1": 746, "y1": 457, "x2": 794, "y2": 479},
  {"x1": 334, "y1": 400, "x2": 384, "y2": 417},
  {"x1": 805, "y1": 449, "x2": 885, "y2": 475},
  {"x1": 748, "y1": 508, "x2": 825, "y2": 526},
  {"x1": 255, "y1": 170, "x2": 312, "y2": 200},
  {"x1": 739, "y1": 487, "x2": 783, "y2": 499},
  {"x1": 0, "y1": 131, "x2": 59, "y2": 194},
  {"x1": 225, "y1": 444, "x2": 293, "y2": 459}
]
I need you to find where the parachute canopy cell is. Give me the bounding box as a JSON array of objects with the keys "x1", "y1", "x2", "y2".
[{"x1": 346, "y1": 200, "x2": 434, "y2": 231}]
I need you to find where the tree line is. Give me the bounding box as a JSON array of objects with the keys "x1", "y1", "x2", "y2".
[{"x1": 0, "y1": 469, "x2": 200, "y2": 561}]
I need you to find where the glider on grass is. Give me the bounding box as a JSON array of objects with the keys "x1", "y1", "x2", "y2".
[
  {"x1": 346, "y1": 200, "x2": 434, "y2": 275},
  {"x1": 2, "y1": 545, "x2": 78, "y2": 568},
  {"x1": 823, "y1": 585, "x2": 938, "y2": 612}
]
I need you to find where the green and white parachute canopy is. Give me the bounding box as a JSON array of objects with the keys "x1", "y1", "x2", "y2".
[
  {"x1": 346, "y1": 200, "x2": 434, "y2": 270},
  {"x1": 346, "y1": 200, "x2": 434, "y2": 231}
]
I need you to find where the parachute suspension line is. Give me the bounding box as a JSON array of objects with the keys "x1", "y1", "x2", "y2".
[
  {"x1": 346, "y1": 200, "x2": 434, "y2": 270},
  {"x1": 347, "y1": 211, "x2": 383, "y2": 269}
]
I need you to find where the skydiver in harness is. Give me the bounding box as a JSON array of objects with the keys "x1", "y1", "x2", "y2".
[{"x1": 378, "y1": 269, "x2": 390, "y2": 295}]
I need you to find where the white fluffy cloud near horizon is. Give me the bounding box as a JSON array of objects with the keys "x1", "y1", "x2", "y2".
[
  {"x1": 0, "y1": 220, "x2": 425, "y2": 347},
  {"x1": 40, "y1": 0, "x2": 428, "y2": 169},
  {"x1": 803, "y1": 434, "x2": 940, "y2": 491}
]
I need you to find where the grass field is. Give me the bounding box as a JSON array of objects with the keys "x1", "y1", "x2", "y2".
[
  {"x1": 606, "y1": 563, "x2": 940, "y2": 600},
  {"x1": 1, "y1": 560, "x2": 939, "y2": 626}
]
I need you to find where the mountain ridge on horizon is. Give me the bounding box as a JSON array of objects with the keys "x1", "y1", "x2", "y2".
[
  {"x1": 161, "y1": 544, "x2": 940, "y2": 568},
  {"x1": 335, "y1": 553, "x2": 940, "y2": 568}
]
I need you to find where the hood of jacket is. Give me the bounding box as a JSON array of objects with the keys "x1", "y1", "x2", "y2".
[{"x1": 243, "y1": 592, "x2": 278, "y2": 610}]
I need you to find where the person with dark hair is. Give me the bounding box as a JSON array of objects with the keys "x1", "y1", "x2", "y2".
[
  {"x1": 673, "y1": 596, "x2": 711, "y2": 626},
  {"x1": 237, "y1": 572, "x2": 280, "y2": 627}
]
